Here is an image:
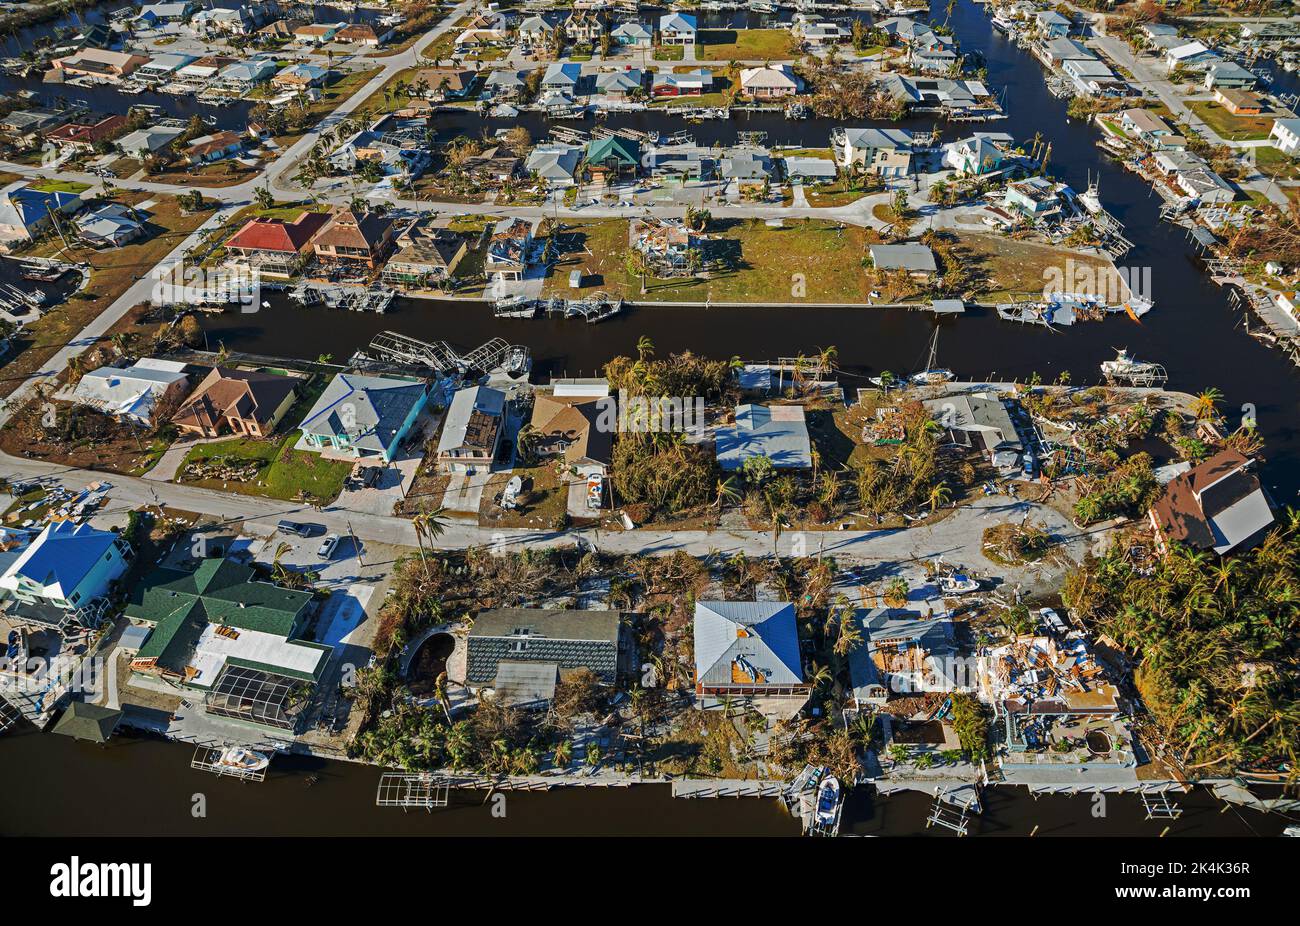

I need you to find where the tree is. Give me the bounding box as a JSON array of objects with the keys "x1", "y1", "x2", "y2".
[
  {"x1": 412, "y1": 508, "x2": 448, "y2": 572},
  {"x1": 254, "y1": 186, "x2": 274, "y2": 210},
  {"x1": 1192, "y1": 387, "x2": 1223, "y2": 421}
]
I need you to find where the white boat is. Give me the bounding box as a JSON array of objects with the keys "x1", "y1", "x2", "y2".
[
  {"x1": 1100, "y1": 348, "x2": 1166, "y2": 385},
  {"x1": 938, "y1": 573, "x2": 980, "y2": 595},
  {"x1": 815, "y1": 775, "x2": 841, "y2": 827},
  {"x1": 991, "y1": 15, "x2": 1014, "y2": 33},
  {"x1": 910, "y1": 327, "x2": 955, "y2": 386},
  {"x1": 216, "y1": 746, "x2": 271, "y2": 773}
]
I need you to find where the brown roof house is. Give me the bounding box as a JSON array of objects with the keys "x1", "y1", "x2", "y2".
[
  {"x1": 172, "y1": 368, "x2": 298, "y2": 438},
  {"x1": 529, "y1": 391, "x2": 613, "y2": 481},
  {"x1": 1148, "y1": 449, "x2": 1275, "y2": 556},
  {"x1": 310, "y1": 209, "x2": 398, "y2": 269},
  {"x1": 381, "y1": 220, "x2": 466, "y2": 289}
]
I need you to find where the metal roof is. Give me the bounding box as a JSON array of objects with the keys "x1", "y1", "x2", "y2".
[{"x1": 693, "y1": 601, "x2": 803, "y2": 688}]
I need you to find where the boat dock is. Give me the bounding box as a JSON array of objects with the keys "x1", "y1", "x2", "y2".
[
  {"x1": 190, "y1": 746, "x2": 269, "y2": 782},
  {"x1": 289, "y1": 283, "x2": 395, "y2": 313},
  {"x1": 364, "y1": 330, "x2": 531, "y2": 376},
  {"x1": 376, "y1": 772, "x2": 451, "y2": 810}
]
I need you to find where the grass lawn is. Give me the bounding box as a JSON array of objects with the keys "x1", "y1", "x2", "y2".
[
  {"x1": 175, "y1": 379, "x2": 352, "y2": 503},
  {"x1": 1187, "y1": 100, "x2": 1274, "y2": 141},
  {"x1": 1254, "y1": 144, "x2": 1300, "y2": 181},
  {"x1": 653, "y1": 45, "x2": 685, "y2": 61},
  {"x1": 479, "y1": 463, "x2": 568, "y2": 529},
  {"x1": 651, "y1": 91, "x2": 730, "y2": 108},
  {"x1": 542, "y1": 217, "x2": 876, "y2": 303},
  {"x1": 29, "y1": 178, "x2": 91, "y2": 194},
  {"x1": 0, "y1": 194, "x2": 213, "y2": 401},
  {"x1": 961, "y1": 233, "x2": 1121, "y2": 302},
  {"x1": 805, "y1": 179, "x2": 875, "y2": 208},
  {"x1": 695, "y1": 29, "x2": 796, "y2": 61}
]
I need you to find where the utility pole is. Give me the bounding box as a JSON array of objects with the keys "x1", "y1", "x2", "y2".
[{"x1": 348, "y1": 519, "x2": 365, "y2": 567}]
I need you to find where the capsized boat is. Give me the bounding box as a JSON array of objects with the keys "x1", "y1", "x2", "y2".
[
  {"x1": 815, "y1": 775, "x2": 841, "y2": 827},
  {"x1": 216, "y1": 746, "x2": 271, "y2": 773}
]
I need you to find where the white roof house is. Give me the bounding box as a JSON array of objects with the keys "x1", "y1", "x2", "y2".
[
  {"x1": 1271, "y1": 117, "x2": 1300, "y2": 155},
  {"x1": 693, "y1": 601, "x2": 806, "y2": 698},
  {"x1": 1166, "y1": 41, "x2": 1219, "y2": 71},
  {"x1": 70, "y1": 358, "x2": 189, "y2": 424},
  {"x1": 715, "y1": 404, "x2": 812, "y2": 471}
]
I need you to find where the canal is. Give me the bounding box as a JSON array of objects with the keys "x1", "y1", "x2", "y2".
[{"x1": 3, "y1": 0, "x2": 1298, "y2": 836}]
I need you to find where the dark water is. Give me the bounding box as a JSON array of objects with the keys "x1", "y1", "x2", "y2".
[
  {"x1": 0, "y1": 726, "x2": 1286, "y2": 837},
  {"x1": 5, "y1": 0, "x2": 1300, "y2": 836}
]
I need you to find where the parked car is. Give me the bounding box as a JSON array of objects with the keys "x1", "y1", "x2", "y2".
[
  {"x1": 277, "y1": 520, "x2": 319, "y2": 537},
  {"x1": 318, "y1": 533, "x2": 340, "y2": 559}
]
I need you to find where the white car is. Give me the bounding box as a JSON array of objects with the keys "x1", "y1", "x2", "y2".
[{"x1": 317, "y1": 533, "x2": 340, "y2": 560}]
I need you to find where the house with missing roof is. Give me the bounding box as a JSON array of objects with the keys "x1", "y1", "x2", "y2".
[
  {"x1": 0, "y1": 521, "x2": 132, "y2": 627},
  {"x1": 922, "y1": 391, "x2": 1023, "y2": 469},
  {"x1": 485, "y1": 217, "x2": 539, "y2": 282},
  {"x1": 847, "y1": 608, "x2": 962, "y2": 709},
  {"x1": 298, "y1": 372, "x2": 429, "y2": 463},
  {"x1": 466, "y1": 608, "x2": 624, "y2": 707},
  {"x1": 1148, "y1": 450, "x2": 1274, "y2": 557},
  {"x1": 436, "y1": 384, "x2": 506, "y2": 474},
  {"x1": 715, "y1": 403, "x2": 812, "y2": 471},
  {"x1": 693, "y1": 601, "x2": 808, "y2": 707},
  {"x1": 124, "y1": 558, "x2": 331, "y2": 731},
  {"x1": 69, "y1": 358, "x2": 190, "y2": 426},
  {"x1": 172, "y1": 368, "x2": 298, "y2": 438}
]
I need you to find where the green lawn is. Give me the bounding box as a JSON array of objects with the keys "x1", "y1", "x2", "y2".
[
  {"x1": 652, "y1": 91, "x2": 730, "y2": 109},
  {"x1": 1187, "y1": 100, "x2": 1274, "y2": 141},
  {"x1": 695, "y1": 29, "x2": 796, "y2": 61},
  {"x1": 1255, "y1": 144, "x2": 1300, "y2": 180},
  {"x1": 29, "y1": 178, "x2": 91, "y2": 194},
  {"x1": 653, "y1": 45, "x2": 685, "y2": 61}
]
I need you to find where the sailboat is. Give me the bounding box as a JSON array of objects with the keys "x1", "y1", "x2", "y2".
[{"x1": 910, "y1": 327, "x2": 955, "y2": 386}]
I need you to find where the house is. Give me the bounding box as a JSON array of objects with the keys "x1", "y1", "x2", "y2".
[
  {"x1": 180, "y1": 131, "x2": 244, "y2": 165},
  {"x1": 542, "y1": 61, "x2": 582, "y2": 94},
  {"x1": 116, "y1": 125, "x2": 185, "y2": 159},
  {"x1": 177, "y1": 55, "x2": 237, "y2": 81},
  {"x1": 76, "y1": 202, "x2": 147, "y2": 248},
  {"x1": 658, "y1": 12, "x2": 696, "y2": 45},
  {"x1": 1176, "y1": 165, "x2": 1236, "y2": 204},
  {"x1": 719, "y1": 147, "x2": 773, "y2": 192},
  {"x1": 651, "y1": 67, "x2": 712, "y2": 96},
  {"x1": 466, "y1": 608, "x2": 623, "y2": 705},
  {"x1": 191, "y1": 5, "x2": 268, "y2": 36},
  {"x1": 272, "y1": 63, "x2": 330, "y2": 91},
  {"x1": 1204, "y1": 59, "x2": 1258, "y2": 91},
  {"x1": 214, "y1": 58, "x2": 277, "y2": 91},
  {"x1": 833, "y1": 126, "x2": 913, "y2": 177},
  {"x1": 1117, "y1": 108, "x2": 1181, "y2": 148},
  {"x1": 942, "y1": 132, "x2": 1012, "y2": 175},
  {"x1": 257, "y1": 20, "x2": 295, "y2": 40},
  {"x1": 795, "y1": 19, "x2": 850, "y2": 46},
  {"x1": 1214, "y1": 87, "x2": 1265, "y2": 115},
  {"x1": 526, "y1": 144, "x2": 583, "y2": 186},
  {"x1": 594, "y1": 68, "x2": 644, "y2": 99},
  {"x1": 528, "y1": 390, "x2": 613, "y2": 480},
  {"x1": 293, "y1": 22, "x2": 344, "y2": 45},
  {"x1": 1165, "y1": 41, "x2": 1218, "y2": 72},
  {"x1": 848, "y1": 609, "x2": 961, "y2": 708},
  {"x1": 52, "y1": 48, "x2": 149, "y2": 79},
  {"x1": 0, "y1": 522, "x2": 131, "y2": 625},
  {"x1": 912, "y1": 45, "x2": 959, "y2": 74},
  {"x1": 1141, "y1": 22, "x2": 1180, "y2": 42},
  {"x1": 869, "y1": 242, "x2": 938, "y2": 277},
  {"x1": 1148, "y1": 450, "x2": 1274, "y2": 556},
  {"x1": 1240, "y1": 21, "x2": 1300, "y2": 44},
  {"x1": 1271, "y1": 117, "x2": 1300, "y2": 156},
  {"x1": 485, "y1": 217, "x2": 536, "y2": 281},
  {"x1": 329, "y1": 129, "x2": 430, "y2": 179},
  {"x1": 337, "y1": 23, "x2": 393, "y2": 46},
  {"x1": 715, "y1": 403, "x2": 811, "y2": 471},
  {"x1": 223, "y1": 211, "x2": 330, "y2": 275},
  {"x1": 135, "y1": 52, "x2": 196, "y2": 82},
  {"x1": 171, "y1": 368, "x2": 298, "y2": 438},
  {"x1": 69, "y1": 358, "x2": 189, "y2": 425},
  {"x1": 517, "y1": 14, "x2": 551, "y2": 48},
  {"x1": 1063, "y1": 57, "x2": 1123, "y2": 95},
  {"x1": 409, "y1": 68, "x2": 477, "y2": 100},
  {"x1": 0, "y1": 181, "x2": 83, "y2": 248},
  {"x1": 2, "y1": 109, "x2": 75, "y2": 146},
  {"x1": 381, "y1": 223, "x2": 467, "y2": 288},
  {"x1": 876, "y1": 16, "x2": 936, "y2": 47},
  {"x1": 42, "y1": 113, "x2": 128, "y2": 154},
  {"x1": 922, "y1": 392, "x2": 1022, "y2": 468},
  {"x1": 612, "y1": 21, "x2": 652, "y2": 47},
  {"x1": 298, "y1": 372, "x2": 429, "y2": 462},
  {"x1": 784, "y1": 156, "x2": 837, "y2": 183},
  {"x1": 564, "y1": 9, "x2": 604, "y2": 43},
  {"x1": 310, "y1": 209, "x2": 399, "y2": 268},
  {"x1": 483, "y1": 68, "x2": 527, "y2": 100},
  {"x1": 739, "y1": 64, "x2": 801, "y2": 99},
  {"x1": 1038, "y1": 37, "x2": 1097, "y2": 68},
  {"x1": 137, "y1": 2, "x2": 195, "y2": 24},
  {"x1": 980, "y1": 631, "x2": 1122, "y2": 718},
  {"x1": 1034, "y1": 10, "x2": 1071, "y2": 38},
  {"x1": 123, "y1": 558, "x2": 331, "y2": 730},
  {"x1": 584, "y1": 135, "x2": 640, "y2": 178},
  {"x1": 436, "y1": 384, "x2": 506, "y2": 474},
  {"x1": 1003, "y1": 177, "x2": 1066, "y2": 221},
  {"x1": 693, "y1": 601, "x2": 808, "y2": 704},
  {"x1": 629, "y1": 216, "x2": 696, "y2": 272}
]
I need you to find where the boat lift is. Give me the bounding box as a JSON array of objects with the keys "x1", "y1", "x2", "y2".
[
  {"x1": 365, "y1": 331, "x2": 530, "y2": 376},
  {"x1": 1140, "y1": 789, "x2": 1183, "y2": 821},
  {"x1": 376, "y1": 772, "x2": 451, "y2": 811},
  {"x1": 190, "y1": 746, "x2": 268, "y2": 782},
  {"x1": 0, "y1": 694, "x2": 20, "y2": 735},
  {"x1": 925, "y1": 785, "x2": 981, "y2": 836}
]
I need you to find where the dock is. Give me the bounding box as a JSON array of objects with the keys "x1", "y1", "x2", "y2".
[
  {"x1": 190, "y1": 746, "x2": 268, "y2": 782},
  {"x1": 376, "y1": 772, "x2": 451, "y2": 810},
  {"x1": 289, "y1": 283, "x2": 395, "y2": 313},
  {"x1": 365, "y1": 331, "x2": 531, "y2": 376}
]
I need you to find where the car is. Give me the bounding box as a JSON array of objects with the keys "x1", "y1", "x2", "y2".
[
  {"x1": 277, "y1": 520, "x2": 318, "y2": 538},
  {"x1": 317, "y1": 533, "x2": 340, "y2": 559},
  {"x1": 362, "y1": 466, "x2": 382, "y2": 488}
]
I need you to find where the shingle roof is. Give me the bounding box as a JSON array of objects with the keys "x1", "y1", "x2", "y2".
[
  {"x1": 224, "y1": 211, "x2": 330, "y2": 253},
  {"x1": 467, "y1": 608, "x2": 621, "y2": 685},
  {"x1": 172, "y1": 367, "x2": 297, "y2": 432},
  {"x1": 299, "y1": 373, "x2": 427, "y2": 454}
]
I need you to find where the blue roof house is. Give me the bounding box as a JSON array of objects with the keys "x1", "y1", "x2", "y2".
[
  {"x1": 715, "y1": 404, "x2": 812, "y2": 471},
  {"x1": 0, "y1": 521, "x2": 132, "y2": 625},
  {"x1": 0, "y1": 181, "x2": 83, "y2": 247},
  {"x1": 298, "y1": 373, "x2": 428, "y2": 462}
]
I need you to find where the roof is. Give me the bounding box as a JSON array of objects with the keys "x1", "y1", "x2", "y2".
[
  {"x1": 125, "y1": 558, "x2": 328, "y2": 686},
  {"x1": 526, "y1": 144, "x2": 582, "y2": 180},
  {"x1": 848, "y1": 608, "x2": 958, "y2": 702},
  {"x1": 172, "y1": 367, "x2": 297, "y2": 432},
  {"x1": 467, "y1": 608, "x2": 622, "y2": 685},
  {"x1": 715, "y1": 403, "x2": 812, "y2": 470},
  {"x1": 659, "y1": 12, "x2": 696, "y2": 31},
  {"x1": 0, "y1": 520, "x2": 122, "y2": 601},
  {"x1": 1120, "y1": 107, "x2": 1173, "y2": 134},
  {"x1": 0, "y1": 181, "x2": 81, "y2": 233},
  {"x1": 869, "y1": 242, "x2": 938, "y2": 273},
  {"x1": 52, "y1": 702, "x2": 121, "y2": 743},
  {"x1": 740, "y1": 65, "x2": 798, "y2": 90},
  {"x1": 530, "y1": 393, "x2": 613, "y2": 466},
  {"x1": 299, "y1": 373, "x2": 426, "y2": 454},
  {"x1": 1150, "y1": 450, "x2": 1274, "y2": 555},
  {"x1": 922, "y1": 392, "x2": 1021, "y2": 452},
  {"x1": 693, "y1": 601, "x2": 804, "y2": 688},
  {"x1": 841, "y1": 127, "x2": 914, "y2": 151},
  {"x1": 585, "y1": 135, "x2": 640, "y2": 166},
  {"x1": 437, "y1": 384, "x2": 505, "y2": 455},
  {"x1": 310, "y1": 209, "x2": 395, "y2": 252},
  {"x1": 224, "y1": 211, "x2": 330, "y2": 253},
  {"x1": 492, "y1": 661, "x2": 560, "y2": 705},
  {"x1": 71, "y1": 360, "x2": 188, "y2": 421},
  {"x1": 784, "y1": 156, "x2": 837, "y2": 178}
]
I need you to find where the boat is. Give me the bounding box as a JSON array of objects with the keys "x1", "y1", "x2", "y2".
[
  {"x1": 910, "y1": 327, "x2": 955, "y2": 386},
  {"x1": 991, "y1": 15, "x2": 1014, "y2": 34},
  {"x1": 815, "y1": 775, "x2": 841, "y2": 827},
  {"x1": 1100, "y1": 348, "x2": 1167, "y2": 385},
  {"x1": 215, "y1": 746, "x2": 270, "y2": 773},
  {"x1": 938, "y1": 573, "x2": 980, "y2": 595}
]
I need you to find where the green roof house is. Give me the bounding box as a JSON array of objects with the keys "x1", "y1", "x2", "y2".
[
  {"x1": 125, "y1": 559, "x2": 331, "y2": 731},
  {"x1": 584, "y1": 136, "x2": 640, "y2": 178}
]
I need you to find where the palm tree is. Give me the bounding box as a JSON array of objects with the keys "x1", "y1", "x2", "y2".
[
  {"x1": 1192, "y1": 387, "x2": 1223, "y2": 421},
  {"x1": 635, "y1": 335, "x2": 654, "y2": 363},
  {"x1": 713, "y1": 474, "x2": 741, "y2": 510},
  {"x1": 927, "y1": 481, "x2": 952, "y2": 513},
  {"x1": 254, "y1": 186, "x2": 274, "y2": 210},
  {"x1": 412, "y1": 508, "x2": 449, "y2": 571}
]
